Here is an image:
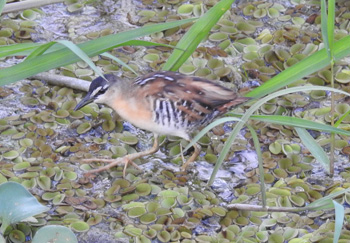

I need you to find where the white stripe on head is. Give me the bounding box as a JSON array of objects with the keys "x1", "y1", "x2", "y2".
[{"x1": 90, "y1": 86, "x2": 102, "y2": 97}]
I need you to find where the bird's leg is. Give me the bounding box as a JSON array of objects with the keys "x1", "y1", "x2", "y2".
[
  {"x1": 81, "y1": 135, "x2": 159, "y2": 177},
  {"x1": 180, "y1": 143, "x2": 201, "y2": 171},
  {"x1": 179, "y1": 143, "x2": 186, "y2": 166}
]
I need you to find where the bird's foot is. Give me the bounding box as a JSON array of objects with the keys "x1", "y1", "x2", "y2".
[
  {"x1": 80, "y1": 157, "x2": 141, "y2": 178},
  {"x1": 180, "y1": 157, "x2": 195, "y2": 171}
]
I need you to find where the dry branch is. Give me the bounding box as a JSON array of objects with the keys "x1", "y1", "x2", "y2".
[
  {"x1": 32, "y1": 73, "x2": 89, "y2": 92},
  {"x1": 228, "y1": 203, "x2": 323, "y2": 213}
]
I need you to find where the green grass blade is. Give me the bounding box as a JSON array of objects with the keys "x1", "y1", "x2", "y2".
[
  {"x1": 55, "y1": 40, "x2": 105, "y2": 78},
  {"x1": 0, "y1": 0, "x2": 5, "y2": 14},
  {"x1": 101, "y1": 39, "x2": 179, "y2": 75},
  {"x1": 0, "y1": 18, "x2": 196, "y2": 86},
  {"x1": 324, "y1": 0, "x2": 335, "y2": 176},
  {"x1": 308, "y1": 198, "x2": 334, "y2": 210},
  {"x1": 0, "y1": 43, "x2": 43, "y2": 57},
  {"x1": 114, "y1": 40, "x2": 178, "y2": 49},
  {"x1": 246, "y1": 36, "x2": 350, "y2": 99},
  {"x1": 101, "y1": 52, "x2": 138, "y2": 75},
  {"x1": 295, "y1": 127, "x2": 330, "y2": 173},
  {"x1": 332, "y1": 200, "x2": 344, "y2": 243},
  {"x1": 228, "y1": 114, "x2": 350, "y2": 136},
  {"x1": 307, "y1": 188, "x2": 350, "y2": 208},
  {"x1": 247, "y1": 125, "x2": 266, "y2": 208},
  {"x1": 162, "y1": 0, "x2": 235, "y2": 71},
  {"x1": 335, "y1": 109, "x2": 350, "y2": 127},
  {"x1": 320, "y1": 0, "x2": 330, "y2": 58},
  {"x1": 210, "y1": 123, "x2": 240, "y2": 185},
  {"x1": 0, "y1": 40, "x2": 175, "y2": 58},
  {"x1": 328, "y1": 0, "x2": 335, "y2": 58},
  {"x1": 184, "y1": 117, "x2": 241, "y2": 152},
  {"x1": 208, "y1": 86, "x2": 350, "y2": 185},
  {"x1": 25, "y1": 42, "x2": 56, "y2": 60}
]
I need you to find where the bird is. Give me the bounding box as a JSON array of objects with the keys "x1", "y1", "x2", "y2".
[{"x1": 74, "y1": 71, "x2": 250, "y2": 176}]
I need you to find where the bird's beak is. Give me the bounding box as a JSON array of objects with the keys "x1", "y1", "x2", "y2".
[{"x1": 74, "y1": 94, "x2": 94, "y2": 111}]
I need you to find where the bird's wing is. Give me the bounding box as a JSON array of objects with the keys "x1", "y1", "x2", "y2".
[{"x1": 134, "y1": 71, "x2": 250, "y2": 125}]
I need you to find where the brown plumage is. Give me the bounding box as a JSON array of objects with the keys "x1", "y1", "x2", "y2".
[{"x1": 74, "y1": 71, "x2": 250, "y2": 176}]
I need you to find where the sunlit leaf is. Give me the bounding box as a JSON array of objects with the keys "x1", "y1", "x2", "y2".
[
  {"x1": 332, "y1": 200, "x2": 344, "y2": 243},
  {"x1": 246, "y1": 36, "x2": 350, "y2": 98},
  {"x1": 163, "y1": 0, "x2": 234, "y2": 71},
  {"x1": 32, "y1": 225, "x2": 78, "y2": 243},
  {"x1": 295, "y1": 127, "x2": 330, "y2": 173},
  {"x1": 0, "y1": 182, "x2": 49, "y2": 233}
]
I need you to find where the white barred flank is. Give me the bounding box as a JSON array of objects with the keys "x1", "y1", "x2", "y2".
[{"x1": 153, "y1": 98, "x2": 199, "y2": 130}]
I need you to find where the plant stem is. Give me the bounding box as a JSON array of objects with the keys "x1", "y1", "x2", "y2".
[
  {"x1": 227, "y1": 203, "x2": 323, "y2": 212},
  {"x1": 330, "y1": 60, "x2": 335, "y2": 176},
  {"x1": 247, "y1": 125, "x2": 266, "y2": 208}
]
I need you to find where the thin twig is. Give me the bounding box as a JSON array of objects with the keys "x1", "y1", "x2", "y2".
[{"x1": 227, "y1": 203, "x2": 324, "y2": 213}]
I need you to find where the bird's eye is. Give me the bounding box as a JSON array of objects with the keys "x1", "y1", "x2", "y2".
[
  {"x1": 90, "y1": 86, "x2": 107, "y2": 97},
  {"x1": 98, "y1": 84, "x2": 110, "y2": 95},
  {"x1": 98, "y1": 87, "x2": 107, "y2": 94}
]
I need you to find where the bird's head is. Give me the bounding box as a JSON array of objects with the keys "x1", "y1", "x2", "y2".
[{"x1": 74, "y1": 74, "x2": 117, "y2": 111}]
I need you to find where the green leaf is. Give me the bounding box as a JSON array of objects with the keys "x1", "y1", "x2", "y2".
[
  {"x1": 247, "y1": 125, "x2": 266, "y2": 208},
  {"x1": 184, "y1": 117, "x2": 241, "y2": 152},
  {"x1": 0, "y1": 43, "x2": 46, "y2": 57},
  {"x1": 0, "y1": 18, "x2": 196, "y2": 86},
  {"x1": 320, "y1": 0, "x2": 330, "y2": 58},
  {"x1": 308, "y1": 198, "x2": 334, "y2": 210},
  {"x1": 332, "y1": 200, "x2": 344, "y2": 243},
  {"x1": 163, "y1": 0, "x2": 234, "y2": 71},
  {"x1": 327, "y1": 0, "x2": 335, "y2": 58},
  {"x1": 228, "y1": 114, "x2": 350, "y2": 136},
  {"x1": 56, "y1": 40, "x2": 104, "y2": 78},
  {"x1": 0, "y1": 0, "x2": 5, "y2": 15},
  {"x1": 101, "y1": 39, "x2": 178, "y2": 75},
  {"x1": 0, "y1": 182, "x2": 49, "y2": 234},
  {"x1": 307, "y1": 188, "x2": 350, "y2": 209},
  {"x1": 335, "y1": 109, "x2": 350, "y2": 127},
  {"x1": 25, "y1": 42, "x2": 57, "y2": 60},
  {"x1": 295, "y1": 127, "x2": 330, "y2": 173},
  {"x1": 101, "y1": 52, "x2": 137, "y2": 75},
  {"x1": 32, "y1": 225, "x2": 78, "y2": 243},
  {"x1": 0, "y1": 40, "x2": 175, "y2": 58},
  {"x1": 208, "y1": 86, "x2": 350, "y2": 185},
  {"x1": 114, "y1": 40, "x2": 177, "y2": 49}
]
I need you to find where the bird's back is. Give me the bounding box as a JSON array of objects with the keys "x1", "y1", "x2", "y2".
[{"x1": 133, "y1": 71, "x2": 250, "y2": 136}]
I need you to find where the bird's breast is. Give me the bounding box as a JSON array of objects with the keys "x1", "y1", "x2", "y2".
[
  {"x1": 107, "y1": 96, "x2": 189, "y2": 139},
  {"x1": 108, "y1": 96, "x2": 153, "y2": 128}
]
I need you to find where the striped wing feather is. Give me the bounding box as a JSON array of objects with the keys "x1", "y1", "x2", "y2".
[{"x1": 135, "y1": 71, "x2": 249, "y2": 131}]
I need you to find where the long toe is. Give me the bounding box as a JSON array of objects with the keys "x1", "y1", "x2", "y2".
[{"x1": 81, "y1": 157, "x2": 142, "y2": 177}]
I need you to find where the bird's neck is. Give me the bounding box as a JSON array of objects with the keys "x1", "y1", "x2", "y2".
[{"x1": 102, "y1": 80, "x2": 134, "y2": 106}]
